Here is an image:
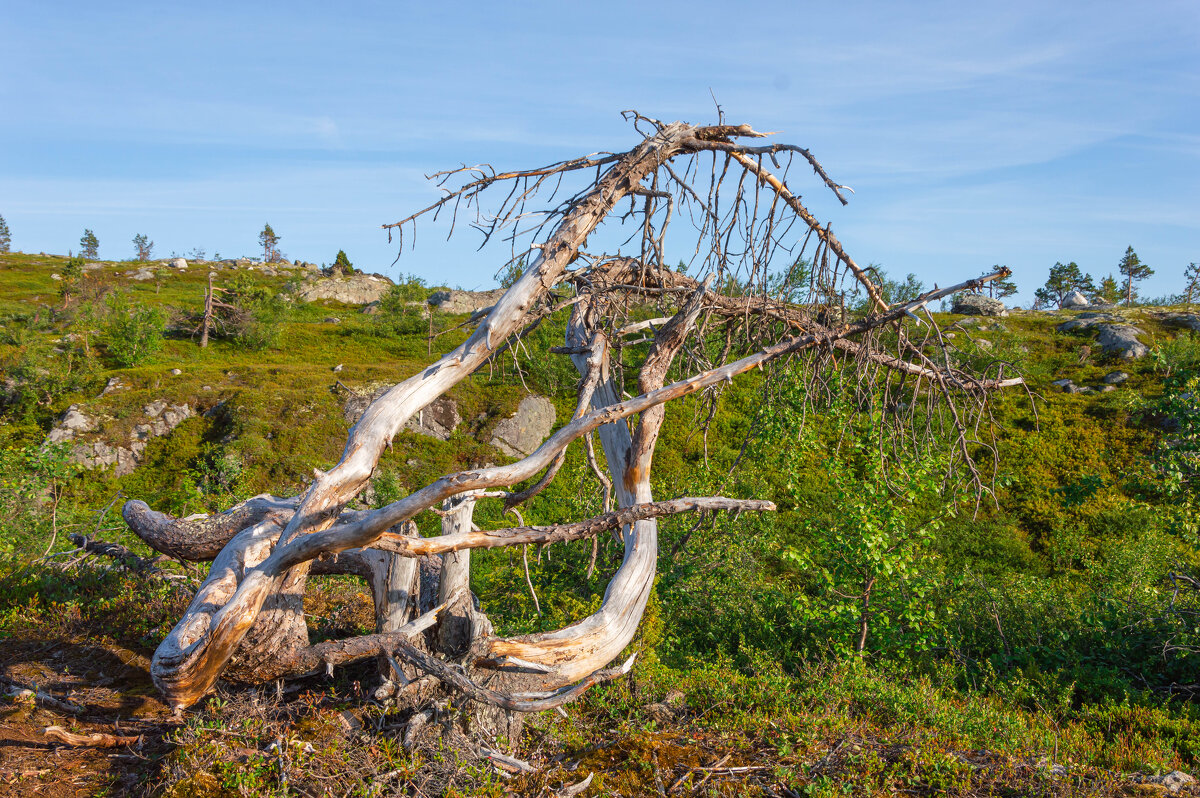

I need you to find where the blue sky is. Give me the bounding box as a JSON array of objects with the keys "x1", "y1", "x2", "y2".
[{"x1": 1, "y1": 1, "x2": 1196, "y2": 305}]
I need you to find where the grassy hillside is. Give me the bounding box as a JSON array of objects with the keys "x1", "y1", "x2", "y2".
[{"x1": 1, "y1": 251, "x2": 1199, "y2": 796}]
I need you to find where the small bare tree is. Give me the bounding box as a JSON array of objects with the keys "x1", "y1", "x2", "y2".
[{"x1": 122, "y1": 114, "x2": 1022, "y2": 744}]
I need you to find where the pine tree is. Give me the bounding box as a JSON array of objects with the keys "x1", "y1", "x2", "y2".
[
  {"x1": 0, "y1": 214, "x2": 10, "y2": 253},
  {"x1": 1094, "y1": 274, "x2": 1121, "y2": 305},
  {"x1": 1184, "y1": 262, "x2": 1200, "y2": 307},
  {"x1": 986, "y1": 267, "x2": 1017, "y2": 300},
  {"x1": 1037, "y1": 261, "x2": 1095, "y2": 307},
  {"x1": 332, "y1": 249, "x2": 354, "y2": 275},
  {"x1": 259, "y1": 224, "x2": 281, "y2": 263},
  {"x1": 1117, "y1": 246, "x2": 1152, "y2": 306},
  {"x1": 132, "y1": 233, "x2": 154, "y2": 261},
  {"x1": 79, "y1": 229, "x2": 99, "y2": 259}
]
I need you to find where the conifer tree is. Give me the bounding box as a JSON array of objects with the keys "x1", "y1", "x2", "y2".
[
  {"x1": 0, "y1": 214, "x2": 10, "y2": 253},
  {"x1": 1184, "y1": 262, "x2": 1200, "y2": 307},
  {"x1": 986, "y1": 267, "x2": 1017, "y2": 300},
  {"x1": 1095, "y1": 274, "x2": 1121, "y2": 305},
  {"x1": 332, "y1": 249, "x2": 354, "y2": 275},
  {"x1": 79, "y1": 229, "x2": 99, "y2": 259},
  {"x1": 259, "y1": 224, "x2": 281, "y2": 262},
  {"x1": 1118, "y1": 246, "x2": 1152, "y2": 306},
  {"x1": 1034, "y1": 261, "x2": 1095, "y2": 307},
  {"x1": 132, "y1": 233, "x2": 154, "y2": 261}
]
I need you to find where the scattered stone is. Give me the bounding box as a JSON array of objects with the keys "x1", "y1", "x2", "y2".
[
  {"x1": 168, "y1": 258, "x2": 188, "y2": 270},
  {"x1": 170, "y1": 368, "x2": 182, "y2": 376},
  {"x1": 1102, "y1": 371, "x2": 1130, "y2": 385},
  {"x1": 298, "y1": 274, "x2": 393, "y2": 305},
  {"x1": 50, "y1": 273, "x2": 61, "y2": 281},
  {"x1": 1099, "y1": 385, "x2": 1117, "y2": 393},
  {"x1": 332, "y1": 364, "x2": 344, "y2": 373},
  {"x1": 1056, "y1": 313, "x2": 1121, "y2": 333},
  {"x1": 361, "y1": 302, "x2": 381, "y2": 315},
  {"x1": 974, "y1": 338, "x2": 993, "y2": 350},
  {"x1": 323, "y1": 317, "x2": 341, "y2": 324},
  {"x1": 952, "y1": 293, "x2": 1008, "y2": 317},
  {"x1": 202, "y1": 385, "x2": 213, "y2": 391},
  {"x1": 1050, "y1": 379, "x2": 1077, "y2": 394},
  {"x1": 83, "y1": 262, "x2": 103, "y2": 272},
  {"x1": 490, "y1": 396, "x2": 556, "y2": 457},
  {"x1": 1061, "y1": 290, "x2": 1090, "y2": 309},
  {"x1": 101, "y1": 377, "x2": 126, "y2": 395},
  {"x1": 428, "y1": 288, "x2": 506, "y2": 316},
  {"x1": 125, "y1": 267, "x2": 155, "y2": 281}
]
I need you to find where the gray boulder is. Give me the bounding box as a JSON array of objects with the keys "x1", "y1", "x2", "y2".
[
  {"x1": 168, "y1": 258, "x2": 188, "y2": 270},
  {"x1": 1096, "y1": 324, "x2": 1149, "y2": 360},
  {"x1": 298, "y1": 274, "x2": 393, "y2": 305},
  {"x1": 1050, "y1": 379, "x2": 1078, "y2": 394},
  {"x1": 952, "y1": 293, "x2": 1007, "y2": 317},
  {"x1": 490, "y1": 396, "x2": 556, "y2": 457},
  {"x1": 428, "y1": 289, "x2": 506, "y2": 316},
  {"x1": 1061, "y1": 290, "x2": 1089, "y2": 309},
  {"x1": 1102, "y1": 371, "x2": 1129, "y2": 385},
  {"x1": 125, "y1": 267, "x2": 155, "y2": 281}
]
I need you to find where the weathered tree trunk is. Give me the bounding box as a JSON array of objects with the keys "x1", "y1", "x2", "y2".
[{"x1": 117, "y1": 115, "x2": 1023, "y2": 735}]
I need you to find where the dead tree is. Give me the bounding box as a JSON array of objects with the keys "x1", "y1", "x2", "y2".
[{"x1": 121, "y1": 114, "x2": 1023, "y2": 737}]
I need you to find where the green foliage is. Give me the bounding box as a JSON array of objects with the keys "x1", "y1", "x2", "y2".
[
  {"x1": 856, "y1": 265, "x2": 923, "y2": 309},
  {"x1": 258, "y1": 223, "x2": 280, "y2": 262},
  {"x1": 59, "y1": 255, "x2": 84, "y2": 306},
  {"x1": 332, "y1": 248, "x2": 354, "y2": 274},
  {"x1": 498, "y1": 257, "x2": 525, "y2": 288},
  {"x1": 1034, "y1": 261, "x2": 1094, "y2": 308},
  {"x1": 78, "y1": 229, "x2": 99, "y2": 259},
  {"x1": 0, "y1": 213, "x2": 10, "y2": 252},
  {"x1": 222, "y1": 274, "x2": 289, "y2": 350},
  {"x1": 1093, "y1": 273, "x2": 1120, "y2": 304},
  {"x1": 99, "y1": 291, "x2": 165, "y2": 366},
  {"x1": 132, "y1": 232, "x2": 153, "y2": 261},
  {"x1": 1185, "y1": 262, "x2": 1200, "y2": 307},
  {"x1": 987, "y1": 269, "x2": 1017, "y2": 299},
  {"x1": 1118, "y1": 245, "x2": 1153, "y2": 306}
]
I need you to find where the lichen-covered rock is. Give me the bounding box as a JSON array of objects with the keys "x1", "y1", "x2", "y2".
[
  {"x1": 1163, "y1": 313, "x2": 1200, "y2": 332},
  {"x1": 428, "y1": 289, "x2": 505, "y2": 315},
  {"x1": 1096, "y1": 324, "x2": 1149, "y2": 360},
  {"x1": 298, "y1": 274, "x2": 393, "y2": 305},
  {"x1": 952, "y1": 293, "x2": 1007, "y2": 317},
  {"x1": 490, "y1": 396, "x2": 556, "y2": 457},
  {"x1": 47, "y1": 402, "x2": 192, "y2": 476},
  {"x1": 46, "y1": 405, "x2": 96, "y2": 443}
]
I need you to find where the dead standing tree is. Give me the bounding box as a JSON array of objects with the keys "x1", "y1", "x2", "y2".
[{"x1": 121, "y1": 115, "x2": 1022, "y2": 738}]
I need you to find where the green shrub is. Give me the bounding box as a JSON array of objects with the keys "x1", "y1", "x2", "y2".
[{"x1": 100, "y1": 291, "x2": 165, "y2": 366}]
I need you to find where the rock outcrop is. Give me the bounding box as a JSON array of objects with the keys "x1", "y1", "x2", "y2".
[
  {"x1": 298, "y1": 274, "x2": 393, "y2": 305},
  {"x1": 428, "y1": 289, "x2": 505, "y2": 315},
  {"x1": 952, "y1": 293, "x2": 1007, "y2": 317},
  {"x1": 343, "y1": 388, "x2": 461, "y2": 441},
  {"x1": 1056, "y1": 313, "x2": 1148, "y2": 360},
  {"x1": 46, "y1": 401, "x2": 193, "y2": 477},
  {"x1": 490, "y1": 396, "x2": 556, "y2": 458}
]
